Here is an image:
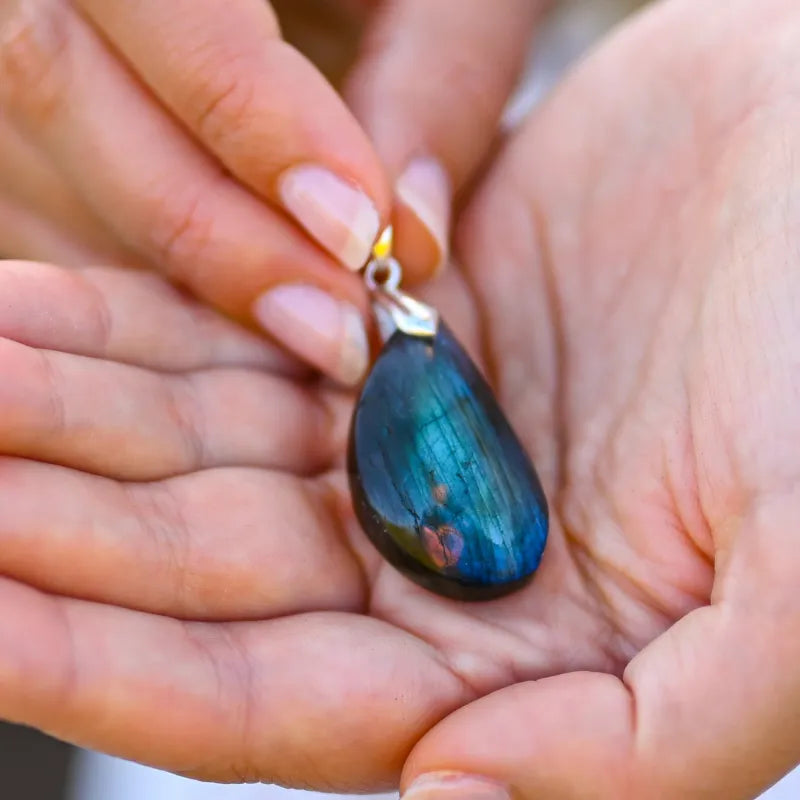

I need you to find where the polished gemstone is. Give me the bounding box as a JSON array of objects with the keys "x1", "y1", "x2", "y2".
[{"x1": 348, "y1": 322, "x2": 549, "y2": 601}]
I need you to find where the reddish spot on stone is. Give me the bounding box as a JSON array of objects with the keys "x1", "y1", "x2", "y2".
[{"x1": 421, "y1": 524, "x2": 464, "y2": 569}]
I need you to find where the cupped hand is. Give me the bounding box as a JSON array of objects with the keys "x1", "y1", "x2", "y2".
[
  {"x1": 0, "y1": 257, "x2": 491, "y2": 789},
  {"x1": 400, "y1": 0, "x2": 800, "y2": 797},
  {"x1": 0, "y1": 0, "x2": 545, "y2": 383}
]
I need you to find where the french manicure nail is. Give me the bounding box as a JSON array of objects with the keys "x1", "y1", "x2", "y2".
[
  {"x1": 252, "y1": 284, "x2": 368, "y2": 386},
  {"x1": 396, "y1": 156, "x2": 451, "y2": 273},
  {"x1": 403, "y1": 771, "x2": 511, "y2": 800},
  {"x1": 279, "y1": 164, "x2": 380, "y2": 271}
]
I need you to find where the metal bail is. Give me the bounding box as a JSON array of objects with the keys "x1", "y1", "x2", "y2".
[{"x1": 363, "y1": 226, "x2": 439, "y2": 341}]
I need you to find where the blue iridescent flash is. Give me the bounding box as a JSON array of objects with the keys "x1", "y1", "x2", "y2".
[{"x1": 348, "y1": 322, "x2": 549, "y2": 601}]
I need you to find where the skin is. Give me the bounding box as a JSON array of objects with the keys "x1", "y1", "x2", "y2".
[
  {"x1": 0, "y1": 0, "x2": 799, "y2": 798},
  {"x1": 0, "y1": 0, "x2": 544, "y2": 379}
]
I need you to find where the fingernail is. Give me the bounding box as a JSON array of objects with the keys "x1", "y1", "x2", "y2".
[
  {"x1": 279, "y1": 165, "x2": 380, "y2": 271},
  {"x1": 403, "y1": 771, "x2": 510, "y2": 800},
  {"x1": 253, "y1": 284, "x2": 368, "y2": 385},
  {"x1": 396, "y1": 157, "x2": 451, "y2": 274}
]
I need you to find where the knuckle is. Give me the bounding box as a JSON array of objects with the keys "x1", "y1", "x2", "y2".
[
  {"x1": 71, "y1": 269, "x2": 114, "y2": 355},
  {"x1": 166, "y1": 375, "x2": 206, "y2": 471},
  {"x1": 126, "y1": 482, "x2": 192, "y2": 609},
  {"x1": 34, "y1": 347, "x2": 66, "y2": 437},
  {"x1": 144, "y1": 183, "x2": 219, "y2": 278},
  {"x1": 180, "y1": 622, "x2": 256, "y2": 769},
  {"x1": 0, "y1": 337, "x2": 65, "y2": 437},
  {"x1": 193, "y1": 69, "x2": 256, "y2": 145},
  {"x1": 0, "y1": 0, "x2": 70, "y2": 124},
  {"x1": 183, "y1": 47, "x2": 257, "y2": 146}
]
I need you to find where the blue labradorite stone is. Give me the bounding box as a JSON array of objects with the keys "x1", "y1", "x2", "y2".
[{"x1": 348, "y1": 322, "x2": 549, "y2": 601}]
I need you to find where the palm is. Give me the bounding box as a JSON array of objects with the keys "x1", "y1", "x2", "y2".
[
  {"x1": 1, "y1": 0, "x2": 798, "y2": 794},
  {"x1": 385, "y1": 0, "x2": 800, "y2": 754}
]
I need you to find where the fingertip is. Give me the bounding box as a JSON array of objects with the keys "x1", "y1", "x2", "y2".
[
  {"x1": 278, "y1": 163, "x2": 382, "y2": 272},
  {"x1": 252, "y1": 283, "x2": 369, "y2": 387},
  {"x1": 403, "y1": 771, "x2": 510, "y2": 800},
  {"x1": 393, "y1": 156, "x2": 451, "y2": 282}
]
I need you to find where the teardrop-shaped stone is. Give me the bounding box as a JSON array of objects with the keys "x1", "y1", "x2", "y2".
[{"x1": 348, "y1": 322, "x2": 548, "y2": 601}]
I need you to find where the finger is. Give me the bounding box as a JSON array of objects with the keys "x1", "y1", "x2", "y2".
[
  {"x1": 0, "y1": 3, "x2": 371, "y2": 384},
  {"x1": 0, "y1": 261, "x2": 299, "y2": 374},
  {"x1": 0, "y1": 197, "x2": 110, "y2": 265},
  {"x1": 403, "y1": 527, "x2": 800, "y2": 798},
  {"x1": 0, "y1": 111, "x2": 139, "y2": 265},
  {"x1": 0, "y1": 459, "x2": 362, "y2": 618},
  {"x1": 346, "y1": 0, "x2": 546, "y2": 279},
  {"x1": 74, "y1": 0, "x2": 390, "y2": 270},
  {"x1": 0, "y1": 577, "x2": 469, "y2": 788},
  {"x1": 0, "y1": 337, "x2": 348, "y2": 479}
]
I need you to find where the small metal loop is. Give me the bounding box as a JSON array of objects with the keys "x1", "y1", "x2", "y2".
[
  {"x1": 363, "y1": 226, "x2": 438, "y2": 341},
  {"x1": 364, "y1": 256, "x2": 402, "y2": 292}
]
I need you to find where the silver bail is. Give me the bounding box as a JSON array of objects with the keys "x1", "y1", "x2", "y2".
[{"x1": 363, "y1": 226, "x2": 439, "y2": 341}]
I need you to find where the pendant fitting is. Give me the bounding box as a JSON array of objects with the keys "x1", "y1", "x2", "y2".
[{"x1": 364, "y1": 226, "x2": 439, "y2": 341}]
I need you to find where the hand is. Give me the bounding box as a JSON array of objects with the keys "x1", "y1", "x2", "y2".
[
  {"x1": 2, "y1": 1, "x2": 797, "y2": 797},
  {"x1": 0, "y1": 258, "x2": 479, "y2": 788},
  {"x1": 399, "y1": 0, "x2": 800, "y2": 797},
  {"x1": 0, "y1": 0, "x2": 544, "y2": 383}
]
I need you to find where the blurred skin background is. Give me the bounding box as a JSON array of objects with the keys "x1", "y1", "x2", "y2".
[{"x1": 0, "y1": 0, "x2": 799, "y2": 798}]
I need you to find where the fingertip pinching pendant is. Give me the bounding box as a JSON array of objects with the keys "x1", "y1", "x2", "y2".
[{"x1": 348, "y1": 228, "x2": 549, "y2": 601}]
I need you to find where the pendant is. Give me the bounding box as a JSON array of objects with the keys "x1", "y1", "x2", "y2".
[{"x1": 348, "y1": 229, "x2": 549, "y2": 601}]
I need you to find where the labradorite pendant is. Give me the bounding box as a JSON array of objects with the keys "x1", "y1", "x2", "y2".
[{"x1": 348, "y1": 231, "x2": 549, "y2": 601}]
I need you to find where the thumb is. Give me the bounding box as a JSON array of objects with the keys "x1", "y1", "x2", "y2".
[
  {"x1": 401, "y1": 602, "x2": 800, "y2": 798},
  {"x1": 346, "y1": 0, "x2": 548, "y2": 280}
]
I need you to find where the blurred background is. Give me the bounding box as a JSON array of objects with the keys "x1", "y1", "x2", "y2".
[{"x1": 2, "y1": 0, "x2": 799, "y2": 797}]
